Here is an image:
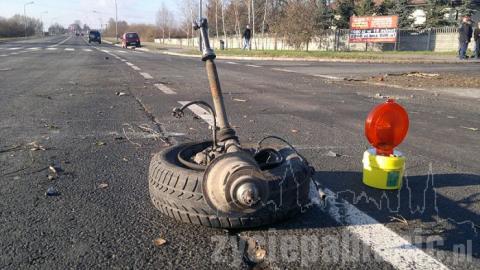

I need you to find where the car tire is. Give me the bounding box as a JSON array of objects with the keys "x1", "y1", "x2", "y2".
[{"x1": 148, "y1": 142, "x2": 312, "y2": 229}]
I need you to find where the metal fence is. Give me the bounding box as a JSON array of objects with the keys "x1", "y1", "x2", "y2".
[{"x1": 161, "y1": 26, "x2": 473, "y2": 52}]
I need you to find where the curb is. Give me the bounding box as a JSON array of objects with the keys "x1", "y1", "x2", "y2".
[{"x1": 161, "y1": 51, "x2": 478, "y2": 64}]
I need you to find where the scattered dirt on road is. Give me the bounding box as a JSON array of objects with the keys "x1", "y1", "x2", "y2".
[{"x1": 368, "y1": 72, "x2": 480, "y2": 88}]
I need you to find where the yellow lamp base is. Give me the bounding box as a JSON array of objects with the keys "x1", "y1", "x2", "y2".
[{"x1": 362, "y1": 149, "x2": 406, "y2": 190}]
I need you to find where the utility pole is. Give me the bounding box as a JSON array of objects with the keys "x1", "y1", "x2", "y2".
[
  {"x1": 199, "y1": 0, "x2": 203, "y2": 51},
  {"x1": 24, "y1": 1, "x2": 34, "y2": 38},
  {"x1": 115, "y1": 0, "x2": 118, "y2": 42}
]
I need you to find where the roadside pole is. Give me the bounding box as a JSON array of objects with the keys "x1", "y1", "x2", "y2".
[{"x1": 199, "y1": 0, "x2": 203, "y2": 52}]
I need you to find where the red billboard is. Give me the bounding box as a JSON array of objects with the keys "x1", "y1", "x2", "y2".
[{"x1": 349, "y1": 16, "x2": 399, "y2": 43}]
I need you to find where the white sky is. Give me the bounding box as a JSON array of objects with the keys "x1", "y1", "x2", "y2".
[{"x1": 0, "y1": 0, "x2": 181, "y2": 29}]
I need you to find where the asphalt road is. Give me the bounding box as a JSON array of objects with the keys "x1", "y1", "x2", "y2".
[{"x1": 0, "y1": 35, "x2": 479, "y2": 269}]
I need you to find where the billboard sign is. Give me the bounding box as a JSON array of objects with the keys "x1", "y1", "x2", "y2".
[{"x1": 349, "y1": 16, "x2": 399, "y2": 43}]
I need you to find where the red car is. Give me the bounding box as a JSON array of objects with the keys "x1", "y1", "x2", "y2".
[{"x1": 121, "y1": 32, "x2": 141, "y2": 48}]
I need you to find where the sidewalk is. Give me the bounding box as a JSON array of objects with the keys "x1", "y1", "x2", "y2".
[{"x1": 159, "y1": 47, "x2": 480, "y2": 64}]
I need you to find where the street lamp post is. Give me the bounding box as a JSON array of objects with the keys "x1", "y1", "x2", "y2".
[
  {"x1": 24, "y1": 1, "x2": 34, "y2": 38},
  {"x1": 115, "y1": 0, "x2": 118, "y2": 42},
  {"x1": 40, "y1": 11, "x2": 48, "y2": 36}
]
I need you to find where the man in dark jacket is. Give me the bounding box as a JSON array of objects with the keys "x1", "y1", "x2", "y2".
[
  {"x1": 474, "y1": 22, "x2": 480, "y2": 59},
  {"x1": 242, "y1": 25, "x2": 252, "y2": 50},
  {"x1": 458, "y1": 16, "x2": 473, "y2": 60}
]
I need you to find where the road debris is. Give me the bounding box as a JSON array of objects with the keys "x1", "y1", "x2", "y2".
[
  {"x1": 461, "y1": 126, "x2": 479, "y2": 131},
  {"x1": 326, "y1": 150, "x2": 342, "y2": 157},
  {"x1": 95, "y1": 141, "x2": 106, "y2": 146},
  {"x1": 98, "y1": 183, "x2": 109, "y2": 189},
  {"x1": 233, "y1": 98, "x2": 247, "y2": 102},
  {"x1": 45, "y1": 186, "x2": 60, "y2": 196},
  {"x1": 291, "y1": 129, "x2": 299, "y2": 133},
  {"x1": 153, "y1": 238, "x2": 167, "y2": 247},
  {"x1": 241, "y1": 236, "x2": 267, "y2": 265},
  {"x1": 390, "y1": 215, "x2": 409, "y2": 226},
  {"x1": 28, "y1": 141, "x2": 46, "y2": 151},
  {"x1": 406, "y1": 72, "x2": 440, "y2": 78}
]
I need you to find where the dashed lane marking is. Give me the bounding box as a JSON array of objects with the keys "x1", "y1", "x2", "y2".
[
  {"x1": 27, "y1": 47, "x2": 41, "y2": 50},
  {"x1": 116, "y1": 50, "x2": 127, "y2": 54},
  {"x1": 139, "y1": 72, "x2": 153, "y2": 79},
  {"x1": 271, "y1": 68, "x2": 296, "y2": 73},
  {"x1": 7, "y1": 47, "x2": 23, "y2": 50},
  {"x1": 178, "y1": 101, "x2": 215, "y2": 126},
  {"x1": 64, "y1": 48, "x2": 75, "y2": 51},
  {"x1": 46, "y1": 47, "x2": 58, "y2": 51},
  {"x1": 83, "y1": 49, "x2": 92, "y2": 52},
  {"x1": 0, "y1": 54, "x2": 7, "y2": 57},
  {"x1": 226, "y1": 61, "x2": 238, "y2": 65},
  {"x1": 126, "y1": 62, "x2": 134, "y2": 66},
  {"x1": 245, "y1": 64, "x2": 261, "y2": 68},
  {"x1": 155, "y1": 83, "x2": 176, "y2": 95},
  {"x1": 314, "y1": 74, "x2": 343, "y2": 80},
  {"x1": 131, "y1": 65, "x2": 141, "y2": 71}
]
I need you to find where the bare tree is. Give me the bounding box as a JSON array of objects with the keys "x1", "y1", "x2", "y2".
[{"x1": 156, "y1": 3, "x2": 173, "y2": 43}]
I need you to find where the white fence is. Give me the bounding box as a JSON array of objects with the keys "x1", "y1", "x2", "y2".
[{"x1": 157, "y1": 27, "x2": 475, "y2": 52}]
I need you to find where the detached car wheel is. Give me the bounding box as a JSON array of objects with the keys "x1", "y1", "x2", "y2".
[{"x1": 148, "y1": 142, "x2": 312, "y2": 229}]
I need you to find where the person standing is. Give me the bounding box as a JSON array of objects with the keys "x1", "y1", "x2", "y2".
[
  {"x1": 474, "y1": 22, "x2": 480, "y2": 59},
  {"x1": 242, "y1": 25, "x2": 252, "y2": 50},
  {"x1": 458, "y1": 16, "x2": 473, "y2": 60}
]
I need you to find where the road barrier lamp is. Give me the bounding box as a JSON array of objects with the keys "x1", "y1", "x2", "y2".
[
  {"x1": 24, "y1": 1, "x2": 34, "y2": 38},
  {"x1": 363, "y1": 99, "x2": 409, "y2": 190}
]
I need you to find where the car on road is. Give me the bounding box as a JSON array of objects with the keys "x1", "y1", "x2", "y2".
[
  {"x1": 121, "y1": 32, "x2": 141, "y2": 48},
  {"x1": 88, "y1": 30, "x2": 101, "y2": 44}
]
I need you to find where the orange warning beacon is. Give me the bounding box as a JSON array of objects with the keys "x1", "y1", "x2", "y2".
[{"x1": 362, "y1": 99, "x2": 409, "y2": 189}]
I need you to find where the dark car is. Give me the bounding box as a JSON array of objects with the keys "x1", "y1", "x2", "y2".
[
  {"x1": 121, "y1": 32, "x2": 141, "y2": 48},
  {"x1": 88, "y1": 30, "x2": 101, "y2": 44}
]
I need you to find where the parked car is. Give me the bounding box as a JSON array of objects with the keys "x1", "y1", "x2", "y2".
[
  {"x1": 121, "y1": 32, "x2": 141, "y2": 48},
  {"x1": 88, "y1": 30, "x2": 101, "y2": 44}
]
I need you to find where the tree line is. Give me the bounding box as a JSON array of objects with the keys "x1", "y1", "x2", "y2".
[
  {"x1": 0, "y1": 15, "x2": 43, "y2": 38},
  {"x1": 175, "y1": 0, "x2": 478, "y2": 48}
]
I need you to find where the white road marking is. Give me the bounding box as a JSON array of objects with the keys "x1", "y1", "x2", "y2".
[
  {"x1": 131, "y1": 65, "x2": 141, "y2": 71},
  {"x1": 10, "y1": 52, "x2": 19, "y2": 55},
  {"x1": 116, "y1": 50, "x2": 127, "y2": 54},
  {"x1": 65, "y1": 48, "x2": 75, "y2": 51},
  {"x1": 8, "y1": 47, "x2": 22, "y2": 50},
  {"x1": 46, "y1": 47, "x2": 58, "y2": 51},
  {"x1": 226, "y1": 61, "x2": 238, "y2": 65},
  {"x1": 101, "y1": 49, "x2": 110, "y2": 53},
  {"x1": 272, "y1": 68, "x2": 296, "y2": 73},
  {"x1": 126, "y1": 62, "x2": 134, "y2": 66},
  {"x1": 0, "y1": 54, "x2": 7, "y2": 57},
  {"x1": 245, "y1": 64, "x2": 261, "y2": 68},
  {"x1": 314, "y1": 74, "x2": 343, "y2": 80},
  {"x1": 313, "y1": 187, "x2": 449, "y2": 270},
  {"x1": 155, "y1": 83, "x2": 176, "y2": 95},
  {"x1": 27, "y1": 47, "x2": 41, "y2": 50},
  {"x1": 103, "y1": 40, "x2": 113, "y2": 44},
  {"x1": 136, "y1": 47, "x2": 150, "y2": 52},
  {"x1": 83, "y1": 49, "x2": 92, "y2": 52},
  {"x1": 114, "y1": 44, "x2": 121, "y2": 47},
  {"x1": 178, "y1": 101, "x2": 215, "y2": 126},
  {"x1": 54, "y1": 36, "x2": 72, "y2": 46},
  {"x1": 120, "y1": 59, "x2": 127, "y2": 62},
  {"x1": 139, "y1": 72, "x2": 153, "y2": 79}
]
